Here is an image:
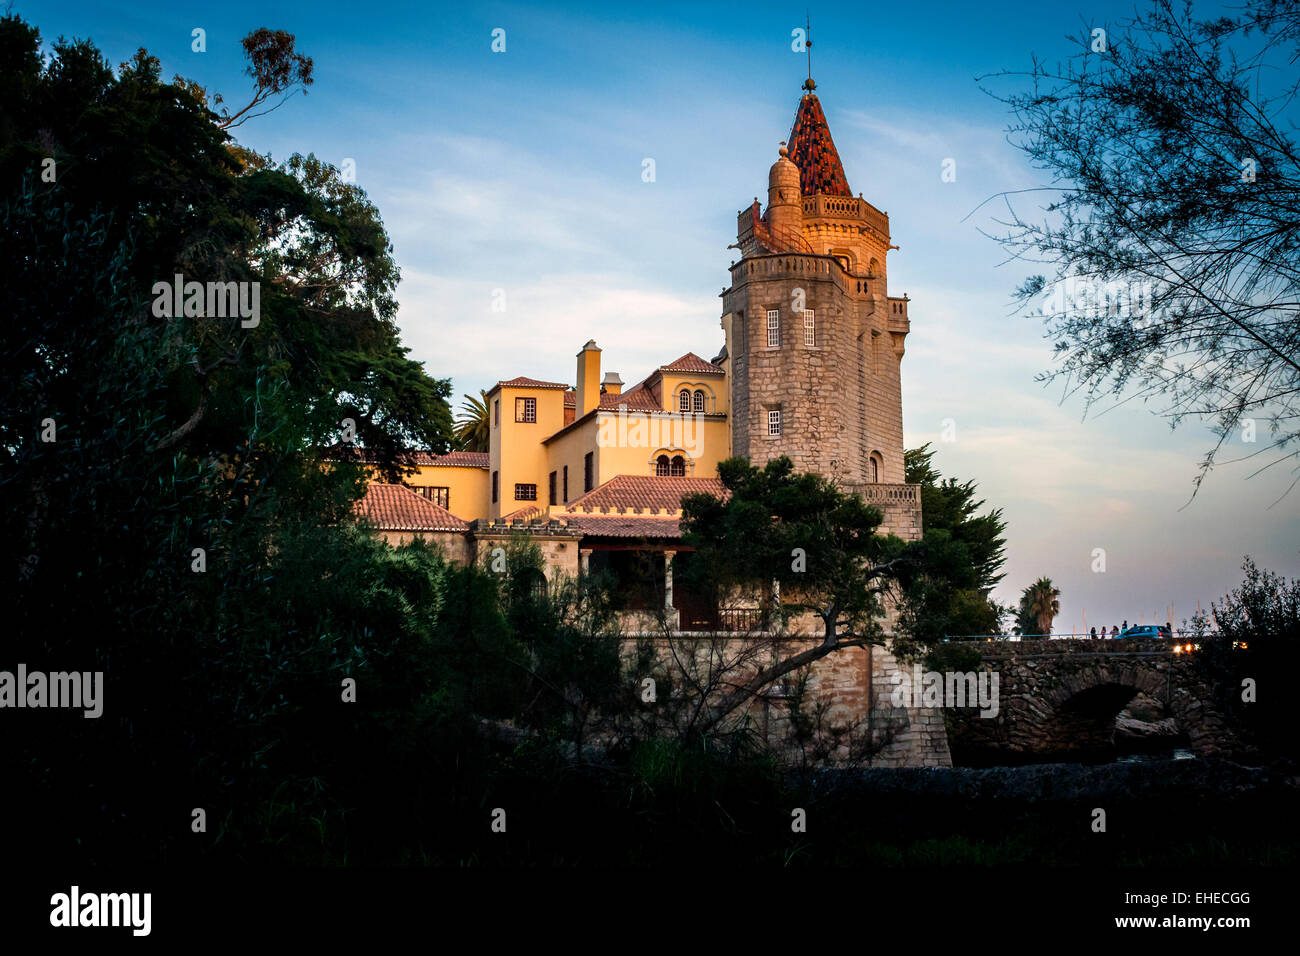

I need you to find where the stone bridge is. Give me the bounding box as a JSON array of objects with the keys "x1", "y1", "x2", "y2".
[{"x1": 940, "y1": 638, "x2": 1237, "y2": 764}]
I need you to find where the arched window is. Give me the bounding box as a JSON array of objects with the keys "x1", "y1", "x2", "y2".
[
  {"x1": 869, "y1": 458, "x2": 879, "y2": 483},
  {"x1": 678, "y1": 389, "x2": 690, "y2": 412},
  {"x1": 670, "y1": 455, "x2": 686, "y2": 477},
  {"x1": 692, "y1": 390, "x2": 705, "y2": 413},
  {"x1": 515, "y1": 567, "x2": 548, "y2": 604},
  {"x1": 655, "y1": 455, "x2": 670, "y2": 476}
]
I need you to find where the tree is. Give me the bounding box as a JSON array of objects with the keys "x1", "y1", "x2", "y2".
[
  {"x1": 984, "y1": 0, "x2": 1300, "y2": 497},
  {"x1": 487, "y1": 536, "x2": 626, "y2": 760},
  {"x1": 0, "y1": 15, "x2": 454, "y2": 864},
  {"x1": 172, "y1": 28, "x2": 315, "y2": 130},
  {"x1": 454, "y1": 389, "x2": 491, "y2": 452},
  {"x1": 677, "y1": 456, "x2": 913, "y2": 734},
  {"x1": 898, "y1": 443, "x2": 1008, "y2": 643},
  {"x1": 1016, "y1": 578, "x2": 1061, "y2": 638},
  {"x1": 1187, "y1": 557, "x2": 1300, "y2": 758}
]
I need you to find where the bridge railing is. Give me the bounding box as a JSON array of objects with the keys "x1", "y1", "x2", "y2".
[{"x1": 942, "y1": 632, "x2": 1185, "y2": 642}]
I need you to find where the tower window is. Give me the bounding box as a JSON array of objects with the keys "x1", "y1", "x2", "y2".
[
  {"x1": 584, "y1": 452, "x2": 594, "y2": 492},
  {"x1": 563, "y1": 466, "x2": 569, "y2": 502},
  {"x1": 767, "y1": 409, "x2": 782, "y2": 437},
  {"x1": 678, "y1": 389, "x2": 691, "y2": 412},
  {"x1": 655, "y1": 455, "x2": 670, "y2": 476},
  {"x1": 492, "y1": 471, "x2": 498, "y2": 503},
  {"x1": 670, "y1": 455, "x2": 686, "y2": 477},
  {"x1": 803, "y1": 310, "x2": 815, "y2": 347},
  {"x1": 766, "y1": 309, "x2": 780, "y2": 348},
  {"x1": 869, "y1": 458, "x2": 879, "y2": 483},
  {"x1": 692, "y1": 390, "x2": 705, "y2": 412},
  {"x1": 514, "y1": 483, "x2": 537, "y2": 501},
  {"x1": 548, "y1": 471, "x2": 557, "y2": 505},
  {"x1": 493, "y1": 400, "x2": 499, "y2": 426},
  {"x1": 515, "y1": 397, "x2": 536, "y2": 423}
]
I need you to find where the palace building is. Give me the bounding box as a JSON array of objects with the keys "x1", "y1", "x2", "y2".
[{"x1": 350, "y1": 77, "x2": 923, "y2": 633}]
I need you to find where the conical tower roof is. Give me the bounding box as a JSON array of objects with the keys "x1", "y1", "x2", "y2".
[{"x1": 787, "y1": 92, "x2": 852, "y2": 197}]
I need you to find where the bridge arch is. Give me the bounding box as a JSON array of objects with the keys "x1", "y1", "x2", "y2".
[{"x1": 945, "y1": 640, "x2": 1235, "y2": 763}]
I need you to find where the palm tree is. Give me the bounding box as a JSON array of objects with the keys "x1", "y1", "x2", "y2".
[
  {"x1": 453, "y1": 390, "x2": 491, "y2": 452},
  {"x1": 1021, "y1": 577, "x2": 1061, "y2": 638}
]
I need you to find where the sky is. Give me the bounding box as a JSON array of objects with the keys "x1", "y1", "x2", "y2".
[{"x1": 25, "y1": 0, "x2": 1300, "y2": 632}]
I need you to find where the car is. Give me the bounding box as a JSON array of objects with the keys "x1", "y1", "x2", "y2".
[{"x1": 1119, "y1": 625, "x2": 1172, "y2": 640}]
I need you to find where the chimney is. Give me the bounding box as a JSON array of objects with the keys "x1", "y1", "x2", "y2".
[
  {"x1": 601, "y1": 372, "x2": 623, "y2": 396},
  {"x1": 575, "y1": 340, "x2": 601, "y2": 417}
]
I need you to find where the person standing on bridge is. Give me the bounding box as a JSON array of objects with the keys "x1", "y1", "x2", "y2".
[
  {"x1": 1111, "y1": 625, "x2": 1119, "y2": 637},
  {"x1": 1090, "y1": 627, "x2": 1097, "y2": 639}
]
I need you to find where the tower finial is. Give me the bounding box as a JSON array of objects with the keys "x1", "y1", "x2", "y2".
[{"x1": 803, "y1": 11, "x2": 815, "y2": 92}]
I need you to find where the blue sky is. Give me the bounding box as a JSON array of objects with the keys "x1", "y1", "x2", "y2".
[{"x1": 26, "y1": 0, "x2": 1300, "y2": 630}]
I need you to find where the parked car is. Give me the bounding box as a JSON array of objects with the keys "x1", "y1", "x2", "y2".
[{"x1": 1118, "y1": 625, "x2": 1172, "y2": 639}]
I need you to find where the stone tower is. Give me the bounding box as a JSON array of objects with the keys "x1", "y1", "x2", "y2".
[{"x1": 720, "y1": 79, "x2": 912, "y2": 487}]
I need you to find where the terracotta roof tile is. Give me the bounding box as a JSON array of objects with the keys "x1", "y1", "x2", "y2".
[
  {"x1": 495, "y1": 376, "x2": 570, "y2": 390},
  {"x1": 565, "y1": 515, "x2": 685, "y2": 539},
  {"x1": 321, "y1": 446, "x2": 487, "y2": 469},
  {"x1": 599, "y1": 389, "x2": 661, "y2": 411},
  {"x1": 565, "y1": 475, "x2": 727, "y2": 515},
  {"x1": 788, "y1": 93, "x2": 852, "y2": 198},
  {"x1": 355, "y1": 483, "x2": 470, "y2": 532},
  {"x1": 417, "y1": 451, "x2": 489, "y2": 468},
  {"x1": 659, "y1": 352, "x2": 724, "y2": 375},
  {"x1": 501, "y1": 505, "x2": 542, "y2": 521}
]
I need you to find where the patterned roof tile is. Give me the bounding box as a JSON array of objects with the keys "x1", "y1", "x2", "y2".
[{"x1": 788, "y1": 93, "x2": 852, "y2": 198}]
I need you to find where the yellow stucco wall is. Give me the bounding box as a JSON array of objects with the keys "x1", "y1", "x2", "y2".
[
  {"x1": 658, "y1": 373, "x2": 727, "y2": 415},
  {"x1": 591, "y1": 410, "x2": 728, "y2": 483},
  {"x1": 490, "y1": 384, "x2": 566, "y2": 518},
  {"x1": 405, "y1": 464, "x2": 490, "y2": 522},
  {"x1": 543, "y1": 414, "x2": 600, "y2": 509}
]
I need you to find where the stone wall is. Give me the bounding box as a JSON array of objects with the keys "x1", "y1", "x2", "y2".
[
  {"x1": 847, "y1": 482, "x2": 922, "y2": 541},
  {"x1": 377, "y1": 530, "x2": 474, "y2": 564},
  {"x1": 722, "y1": 252, "x2": 910, "y2": 485},
  {"x1": 865, "y1": 645, "x2": 953, "y2": 768},
  {"x1": 627, "y1": 633, "x2": 951, "y2": 769},
  {"x1": 470, "y1": 521, "x2": 582, "y2": 581}
]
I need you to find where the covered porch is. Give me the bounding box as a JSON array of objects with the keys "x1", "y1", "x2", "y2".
[{"x1": 577, "y1": 538, "x2": 764, "y2": 633}]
